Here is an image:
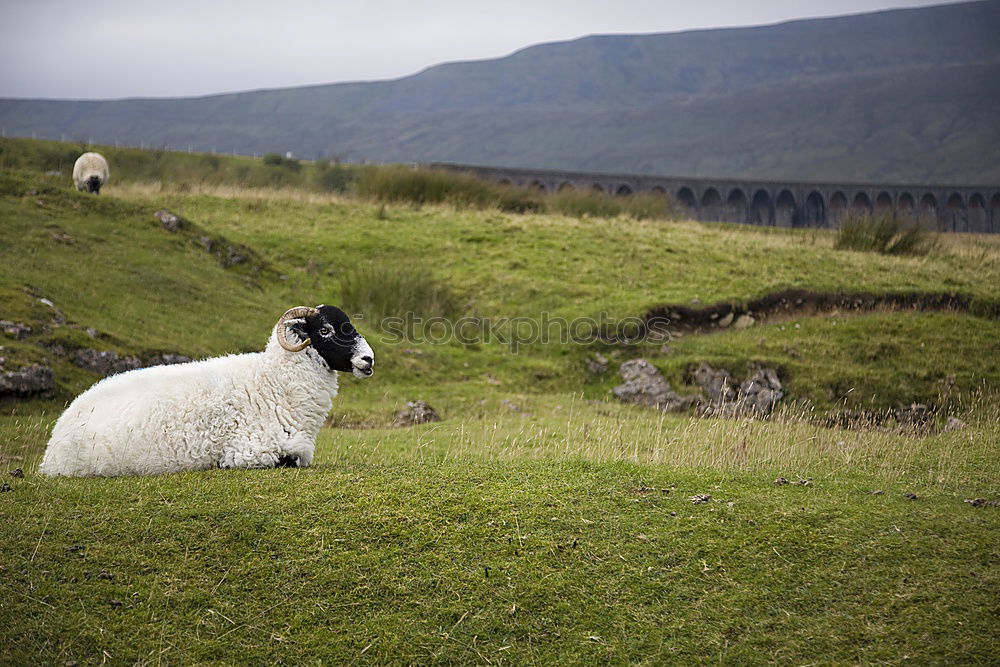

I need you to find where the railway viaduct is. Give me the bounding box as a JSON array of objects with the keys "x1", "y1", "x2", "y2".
[{"x1": 432, "y1": 163, "x2": 1000, "y2": 233}]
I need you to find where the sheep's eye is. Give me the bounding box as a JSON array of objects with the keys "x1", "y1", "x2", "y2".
[{"x1": 319, "y1": 324, "x2": 335, "y2": 337}]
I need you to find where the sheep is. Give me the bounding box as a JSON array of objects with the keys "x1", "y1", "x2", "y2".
[
  {"x1": 39, "y1": 305, "x2": 374, "y2": 477},
  {"x1": 72, "y1": 152, "x2": 110, "y2": 194}
]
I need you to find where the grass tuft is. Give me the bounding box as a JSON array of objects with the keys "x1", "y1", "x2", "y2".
[
  {"x1": 337, "y1": 261, "x2": 468, "y2": 329},
  {"x1": 353, "y1": 165, "x2": 540, "y2": 212},
  {"x1": 835, "y1": 212, "x2": 937, "y2": 255}
]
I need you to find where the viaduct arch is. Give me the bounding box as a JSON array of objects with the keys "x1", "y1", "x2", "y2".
[{"x1": 432, "y1": 163, "x2": 1000, "y2": 233}]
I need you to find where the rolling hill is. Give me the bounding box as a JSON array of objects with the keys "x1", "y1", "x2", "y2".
[
  {"x1": 1, "y1": 142, "x2": 1000, "y2": 664},
  {"x1": 2, "y1": 1, "x2": 999, "y2": 183}
]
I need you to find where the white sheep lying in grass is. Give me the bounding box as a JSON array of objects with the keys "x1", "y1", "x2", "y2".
[
  {"x1": 72, "y1": 152, "x2": 110, "y2": 194},
  {"x1": 39, "y1": 306, "x2": 374, "y2": 477}
]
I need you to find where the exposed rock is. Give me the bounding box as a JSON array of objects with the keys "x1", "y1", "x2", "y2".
[
  {"x1": 585, "y1": 353, "x2": 609, "y2": 375},
  {"x1": 894, "y1": 403, "x2": 934, "y2": 426},
  {"x1": 0, "y1": 365, "x2": 55, "y2": 397},
  {"x1": 36, "y1": 297, "x2": 66, "y2": 324},
  {"x1": 46, "y1": 343, "x2": 66, "y2": 358},
  {"x1": 49, "y1": 230, "x2": 76, "y2": 245},
  {"x1": 73, "y1": 349, "x2": 142, "y2": 377},
  {"x1": 146, "y1": 353, "x2": 192, "y2": 367},
  {"x1": 154, "y1": 209, "x2": 185, "y2": 232},
  {"x1": 612, "y1": 359, "x2": 695, "y2": 411},
  {"x1": 393, "y1": 400, "x2": 442, "y2": 427},
  {"x1": 218, "y1": 244, "x2": 249, "y2": 268},
  {"x1": 942, "y1": 416, "x2": 966, "y2": 432},
  {"x1": 692, "y1": 363, "x2": 736, "y2": 404},
  {"x1": 733, "y1": 314, "x2": 756, "y2": 329},
  {"x1": 71, "y1": 348, "x2": 193, "y2": 377},
  {"x1": 773, "y1": 476, "x2": 789, "y2": 485},
  {"x1": 690, "y1": 494, "x2": 712, "y2": 504},
  {"x1": 0, "y1": 321, "x2": 32, "y2": 340},
  {"x1": 717, "y1": 312, "x2": 734, "y2": 328},
  {"x1": 739, "y1": 366, "x2": 784, "y2": 414},
  {"x1": 693, "y1": 363, "x2": 783, "y2": 417},
  {"x1": 198, "y1": 236, "x2": 250, "y2": 268}
]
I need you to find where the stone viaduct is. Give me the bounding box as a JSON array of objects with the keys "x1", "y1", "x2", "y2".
[{"x1": 432, "y1": 163, "x2": 1000, "y2": 233}]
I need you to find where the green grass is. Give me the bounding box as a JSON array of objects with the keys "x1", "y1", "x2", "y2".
[
  {"x1": 2, "y1": 141, "x2": 999, "y2": 663},
  {"x1": 2, "y1": 458, "x2": 998, "y2": 665}
]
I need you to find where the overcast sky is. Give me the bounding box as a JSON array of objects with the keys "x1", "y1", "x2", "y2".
[{"x1": 0, "y1": 0, "x2": 968, "y2": 100}]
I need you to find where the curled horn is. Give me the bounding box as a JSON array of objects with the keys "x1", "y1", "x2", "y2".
[{"x1": 276, "y1": 306, "x2": 319, "y2": 352}]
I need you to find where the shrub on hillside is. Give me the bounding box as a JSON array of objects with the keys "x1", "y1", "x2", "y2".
[
  {"x1": 338, "y1": 261, "x2": 467, "y2": 332},
  {"x1": 549, "y1": 188, "x2": 622, "y2": 218},
  {"x1": 548, "y1": 188, "x2": 675, "y2": 221},
  {"x1": 314, "y1": 162, "x2": 354, "y2": 192},
  {"x1": 353, "y1": 165, "x2": 540, "y2": 212},
  {"x1": 835, "y1": 213, "x2": 937, "y2": 256}
]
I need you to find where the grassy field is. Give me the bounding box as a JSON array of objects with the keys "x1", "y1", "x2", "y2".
[{"x1": 1, "y1": 141, "x2": 999, "y2": 664}]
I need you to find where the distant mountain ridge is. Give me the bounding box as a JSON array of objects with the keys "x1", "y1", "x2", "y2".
[{"x1": 2, "y1": 0, "x2": 999, "y2": 183}]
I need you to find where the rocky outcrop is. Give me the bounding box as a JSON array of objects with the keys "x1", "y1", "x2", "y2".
[
  {"x1": 155, "y1": 209, "x2": 267, "y2": 272},
  {"x1": 585, "y1": 353, "x2": 609, "y2": 375},
  {"x1": 612, "y1": 359, "x2": 695, "y2": 411},
  {"x1": 393, "y1": 400, "x2": 442, "y2": 427},
  {"x1": 0, "y1": 365, "x2": 55, "y2": 398},
  {"x1": 73, "y1": 349, "x2": 193, "y2": 377},
  {"x1": 145, "y1": 353, "x2": 193, "y2": 367},
  {"x1": 691, "y1": 363, "x2": 783, "y2": 416},
  {"x1": 73, "y1": 349, "x2": 143, "y2": 376},
  {"x1": 154, "y1": 209, "x2": 186, "y2": 232},
  {"x1": 0, "y1": 321, "x2": 32, "y2": 340}
]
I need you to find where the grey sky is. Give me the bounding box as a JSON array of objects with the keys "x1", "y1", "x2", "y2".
[{"x1": 0, "y1": 0, "x2": 968, "y2": 100}]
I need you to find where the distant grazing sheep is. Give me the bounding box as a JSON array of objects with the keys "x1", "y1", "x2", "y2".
[
  {"x1": 39, "y1": 305, "x2": 374, "y2": 477},
  {"x1": 72, "y1": 152, "x2": 109, "y2": 194}
]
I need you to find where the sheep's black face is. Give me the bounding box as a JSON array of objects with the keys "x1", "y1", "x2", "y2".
[
  {"x1": 86, "y1": 175, "x2": 102, "y2": 194},
  {"x1": 304, "y1": 306, "x2": 374, "y2": 378}
]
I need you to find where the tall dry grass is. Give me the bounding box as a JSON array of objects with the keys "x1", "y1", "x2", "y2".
[
  {"x1": 107, "y1": 180, "x2": 351, "y2": 205},
  {"x1": 322, "y1": 396, "x2": 1000, "y2": 487}
]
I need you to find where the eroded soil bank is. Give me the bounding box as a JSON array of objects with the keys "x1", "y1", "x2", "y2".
[{"x1": 643, "y1": 289, "x2": 981, "y2": 336}]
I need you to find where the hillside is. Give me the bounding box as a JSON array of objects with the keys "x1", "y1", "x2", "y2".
[
  {"x1": 2, "y1": 144, "x2": 1000, "y2": 663},
  {"x1": 3, "y1": 147, "x2": 1000, "y2": 414},
  {"x1": 2, "y1": 1, "x2": 999, "y2": 183}
]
